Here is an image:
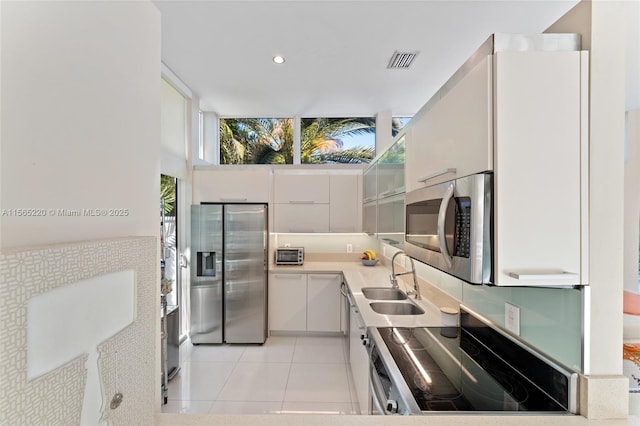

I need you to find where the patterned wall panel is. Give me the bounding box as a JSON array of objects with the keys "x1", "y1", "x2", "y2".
[{"x1": 0, "y1": 237, "x2": 157, "y2": 425}]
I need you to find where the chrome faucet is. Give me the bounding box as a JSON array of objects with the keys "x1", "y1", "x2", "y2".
[{"x1": 390, "y1": 251, "x2": 421, "y2": 300}]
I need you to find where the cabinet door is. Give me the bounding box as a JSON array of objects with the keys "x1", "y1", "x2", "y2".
[
  {"x1": 377, "y1": 136, "x2": 405, "y2": 198},
  {"x1": 349, "y1": 305, "x2": 369, "y2": 414},
  {"x1": 274, "y1": 174, "x2": 330, "y2": 204},
  {"x1": 406, "y1": 56, "x2": 492, "y2": 191},
  {"x1": 193, "y1": 168, "x2": 271, "y2": 203},
  {"x1": 377, "y1": 193, "x2": 404, "y2": 245},
  {"x1": 269, "y1": 274, "x2": 307, "y2": 331},
  {"x1": 363, "y1": 164, "x2": 377, "y2": 203},
  {"x1": 363, "y1": 201, "x2": 377, "y2": 236},
  {"x1": 273, "y1": 204, "x2": 330, "y2": 233},
  {"x1": 307, "y1": 274, "x2": 342, "y2": 332},
  {"x1": 493, "y1": 51, "x2": 586, "y2": 286},
  {"x1": 330, "y1": 174, "x2": 361, "y2": 232}
]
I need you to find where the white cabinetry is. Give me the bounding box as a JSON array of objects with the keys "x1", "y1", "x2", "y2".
[
  {"x1": 493, "y1": 51, "x2": 588, "y2": 286},
  {"x1": 329, "y1": 175, "x2": 361, "y2": 233},
  {"x1": 406, "y1": 57, "x2": 492, "y2": 192},
  {"x1": 307, "y1": 274, "x2": 342, "y2": 332},
  {"x1": 273, "y1": 172, "x2": 361, "y2": 233},
  {"x1": 404, "y1": 43, "x2": 589, "y2": 285},
  {"x1": 269, "y1": 273, "x2": 342, "y2": 332},
  {"x1": 349, "y1": 301, "x2": 369, "y2": 414},
  {"x1": 269, "y1": 273, "x2": 307, "y2": 331},
  {"x1": 193, "y1": 168, "x2": 271, "y2": 203},
  {"x1": 274, "y1": 174, "x2": 330, "y2": 203}
]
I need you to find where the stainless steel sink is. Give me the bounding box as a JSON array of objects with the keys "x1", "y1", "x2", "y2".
[
  {"x1": 361, "y1": 287, "x2": 408, "y2": 300},
  {"x1": 369, "y1": 302, "x2": 425, "y2": 315}
]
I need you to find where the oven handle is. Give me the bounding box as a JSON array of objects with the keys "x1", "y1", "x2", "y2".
[
  {"x1": 369, "y1": 344, "x2": 389, "y2": 415},
  {"x1": 437, "y1": 182, "x2": 455, "y2": 269},
  {"x1": 369, "y1": 369, "x2": 388, "y2": 415}
]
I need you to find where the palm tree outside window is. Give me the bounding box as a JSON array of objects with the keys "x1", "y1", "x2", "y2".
[{"x1": 219, "y1": 117, "x2": 405, "y2": 165}]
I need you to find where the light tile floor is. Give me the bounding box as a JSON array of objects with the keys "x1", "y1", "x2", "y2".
[{"x1": 162, "y1": 335, "x2": 357, "y2": 415}]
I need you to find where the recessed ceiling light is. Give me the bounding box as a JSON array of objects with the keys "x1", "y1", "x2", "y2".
[{"x1": 273, "y1": 55, "x2": 285, "y2": 64}]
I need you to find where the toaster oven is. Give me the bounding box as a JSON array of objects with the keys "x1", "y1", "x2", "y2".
[{"x1": 275, "y1": 247, "x2": 304, "y2": 265}]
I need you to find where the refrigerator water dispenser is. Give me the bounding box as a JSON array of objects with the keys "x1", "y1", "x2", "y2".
[{"x1": 197, "y1": 252, "x2": 216, "y2": 277}]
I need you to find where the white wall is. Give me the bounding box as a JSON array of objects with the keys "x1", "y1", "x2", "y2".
[
  {"x1": 1, "y1": 1, "x2": 161, "y2": 249},
  {"x1": 0, "y1": 0, "x2": 162, "y2": 420},
  {"x1": 625, "y1": 110, "x2": 640, "y2": 292},
  {"x1": 547, "y1": 0, "x2": 628, "y2": 418}
]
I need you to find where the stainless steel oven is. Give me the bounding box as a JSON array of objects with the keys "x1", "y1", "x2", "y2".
[
  {"x1": 404, "y1": 172, "x2": 492, "y2": 284},
  {"x1": 367, "y1": 305, "x2": 579, "y2": 415}
]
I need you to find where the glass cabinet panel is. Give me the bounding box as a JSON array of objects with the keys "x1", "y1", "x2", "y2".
[
  {"x1": 377, "y1": 136, "x2": 405, "y2": 198},
  {"x1": 363, "y1": 201, "x2": 377, "y2": 236},
  {"x1": 377, "y1": 193, "x2": 404, "y2": 247},
  {"x1": 363, "y1": 164, "x2": 378, "y2": 203}
]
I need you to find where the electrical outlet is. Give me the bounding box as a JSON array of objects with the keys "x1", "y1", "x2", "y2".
[
  {"x1": 284, "y1": 243, "x2": 291, "y2": 248},
  {"x1": 346, "y1": 243, "x2": 353, "y2": 253},
  {"x1": 505, "y1": 303, "x2": 520, "y2": 335}
]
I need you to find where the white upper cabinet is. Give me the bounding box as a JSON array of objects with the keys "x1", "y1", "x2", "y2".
[
  {"x1": 274, "y1": 174, "x2": 330, "y2": 204},
  {"x1": 329, "y1": 174, "x2": 361, "y2": 233},
  {"x1": 273, "y1": 171, "x2": 361, "y2": 233},
  {"x1": 193, "y1": 168, "x2": 271, "y2": 203},
  {"x1": 406, "y1": 56, "x2": 492, "y2": 192},
  {"x1": 404, "y1": 33, "x2": 589, "y2": 286},
  {"x1": 493, "y1": 51, "x2": 588, "y2": 286}
]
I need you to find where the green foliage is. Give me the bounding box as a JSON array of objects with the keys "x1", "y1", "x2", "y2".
[
  {"x1": 219, "y1": 117, "x2": 402, "y2": 165},
  {"x1": 160, "y1": 175, "x2": 176, "y2": 215}
]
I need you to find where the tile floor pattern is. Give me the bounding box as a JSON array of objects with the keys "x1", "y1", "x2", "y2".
[{"x1": 162, "y1": 335, "x2": 357, "y2": 415}]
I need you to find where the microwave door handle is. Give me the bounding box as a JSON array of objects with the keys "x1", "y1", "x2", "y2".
[{"x1": 437, "y1": 183, "x2": 455, "y2": 269}]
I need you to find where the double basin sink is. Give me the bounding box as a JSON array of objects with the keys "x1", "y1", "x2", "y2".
[{"x1": 361, "y1": 287, "x2": 424, "y2": 315}]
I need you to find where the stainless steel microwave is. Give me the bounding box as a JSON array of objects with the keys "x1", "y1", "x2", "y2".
[
  {"x1": 275, "y1": 247, "x2": 304, "y2": 265},
  {"x1": 404, "y1": 172, "x2": 492, "y2": 284}
]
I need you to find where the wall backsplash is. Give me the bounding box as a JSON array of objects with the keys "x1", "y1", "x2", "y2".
[
  {"x1": 376, "y1": 237, "x2": 583, "y2": 372},
  {"x1": 271, "y1": 233, "x2": 375, "y2": 254},
  {"x1": 268, "y1": 233, "x2": 583, "y2": 371}
]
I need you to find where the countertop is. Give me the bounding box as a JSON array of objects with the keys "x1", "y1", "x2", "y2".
[
  {"x1": 272, "y1": 260, "x2": 445, "y2": 327},
  {"x1": 155, "y1": 259, "x2": 636, "y2": 425}
]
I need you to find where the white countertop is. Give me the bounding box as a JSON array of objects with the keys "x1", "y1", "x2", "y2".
[
  {"x1": 155, "y1": 260, "x2": 636, "y2": 425},
  {"x1": 271, "y1": 260, "x2": 446, "y2": 328}
]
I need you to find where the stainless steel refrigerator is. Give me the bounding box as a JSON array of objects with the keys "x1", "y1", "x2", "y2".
[{"x1": 190, "y1": 203, "x2": 268, "y2": 344}]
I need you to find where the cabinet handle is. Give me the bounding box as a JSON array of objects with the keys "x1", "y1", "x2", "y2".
[
  {"x1": 289, "y1": 200, "x2": 315, "y2": 204},
  {"x1": 309, "y1": 274, "x2": 338, "y2": 280},
  {"x1": 273, "y1": 274, "x2": 304, "y2": 279},
  {"x1": 507, "y1": 272, "x2": 579, "y2": 282},
  {"x1": 418, "y1": 168, "x2": 457, "y2": 184},
  {"x1": 219, "y1": 197, "x2": 248, "y2": 202}
]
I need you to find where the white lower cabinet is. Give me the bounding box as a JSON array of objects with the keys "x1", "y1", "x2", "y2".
[
  {"x1": 269, "y1": 273, "x2": 307, "y2": 331},
  {"x1": 307, "y1": 274, "x2": 342, "y2": 332},
  {"x1": 269, "y1": 273, "x2": 342, "y2": 333},
  {"x1": 349, "y1": 303, "x2": 370, "y2": 414}
]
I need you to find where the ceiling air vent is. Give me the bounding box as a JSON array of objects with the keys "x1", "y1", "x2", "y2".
[{"x1": 387, "y1": 50, "x2": 419, "y2": 69}]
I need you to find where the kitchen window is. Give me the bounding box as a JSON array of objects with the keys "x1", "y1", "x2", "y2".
[
  {"x1": 218, "y1": 116, "x2": 382, "y2": 165},
  {"x1": 300, "y1": 117, "x2": 376, "y2": 164},
  {"x1": 219, "y1": 118, "x2": 294, "y2": 164}
]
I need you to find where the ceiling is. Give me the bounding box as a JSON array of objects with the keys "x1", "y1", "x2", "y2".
[{"x1": 154, "y1": 0, "x2": 638, "y2": 118}]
